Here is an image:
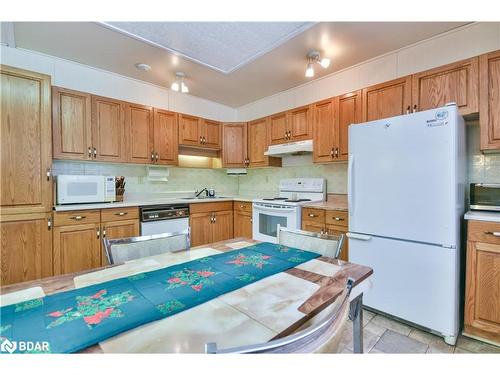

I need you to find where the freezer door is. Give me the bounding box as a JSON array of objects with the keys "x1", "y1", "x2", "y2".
[
  {"x1": 348, "y1": 106, "x2": 460, "y2": 246},
  {"x1": 348, "y1": 234, "x2": 459, "y2": 338}
]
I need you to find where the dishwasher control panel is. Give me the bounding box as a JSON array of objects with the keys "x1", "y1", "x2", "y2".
[{"x1": 140, "y1": 204, "x2": 189, "y2": 222}]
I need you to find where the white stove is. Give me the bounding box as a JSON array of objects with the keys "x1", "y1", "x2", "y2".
[{"x1": 252, "y1": 178, "x2": 326, "y2": 242}]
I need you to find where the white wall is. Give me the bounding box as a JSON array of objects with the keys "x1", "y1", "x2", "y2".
[
  {"x1": 0, "y1": 45, "x2": 237, "y2": 122},
  {"x1": 236, "y1": 22, "x2": 500, "y2": 121}
]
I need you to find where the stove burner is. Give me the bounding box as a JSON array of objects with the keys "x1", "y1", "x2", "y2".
[{"x1": 284, "y1": 199, "x2": 312, "y2": 203}]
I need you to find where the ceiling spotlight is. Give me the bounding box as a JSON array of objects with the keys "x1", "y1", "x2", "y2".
[
  {"x1": 171, "y1": 72, "x2": 189, "y2": 94},
  {"x1": 305, "y1": 51, "x2": 330, "y2": 78},
  {"x1": 135, "y1": 63, "x2": 151, "y2": 71}
]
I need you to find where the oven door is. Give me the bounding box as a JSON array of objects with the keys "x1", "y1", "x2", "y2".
[
  {"x1": 252, "y1": 203, "x2": 298, "y2": 243},
  {"x1": 470, "y1": 183, "x2": 500, "y2": 211}
]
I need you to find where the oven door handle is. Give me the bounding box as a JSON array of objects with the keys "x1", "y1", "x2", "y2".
[{"x1": 253, "y1": 204, "x2": 296, "y2": 214}]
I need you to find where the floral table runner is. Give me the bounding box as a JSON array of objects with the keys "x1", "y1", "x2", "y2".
[{"x1": 0, "y1": 242, "x2": 319, "y2": 354}]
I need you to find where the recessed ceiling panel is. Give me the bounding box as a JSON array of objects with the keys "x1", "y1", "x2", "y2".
[{"x1": 101, "y1": 22, "x2": 314, "y2": 73}]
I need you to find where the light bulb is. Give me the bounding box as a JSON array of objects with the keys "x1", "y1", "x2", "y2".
[
  {"x1": 305, "y1": 62, "x2": 314, "y2": 78},
  {"x1": 181, "y1": 82, "x2": 189, "y2": 93},
  {"x1": 319, "y1": 57, "x2": 330, "y2": 69},
  {"x1": 171, "y1": 82, "x2": 179, "y2": 92}
]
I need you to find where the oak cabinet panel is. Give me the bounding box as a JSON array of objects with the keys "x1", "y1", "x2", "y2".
[
  {"x1": 313, "y1": 99, "x2": 336, "y2": 163},
  {"x1": 325, "y1": 224, "x2": 349, "y2": 261},
  {"x1": 302, "y1": 221, "x2": 324, "y2": 234},
  {"x1": 234, "y1": 203, "x2": 252, "y2": 239},
  {"x1": 247, "y1": 118, "x2": 280, "y2": 168},
  {"x1": 0, "y1": 213, "x2": 53, "y2": 285},
  {"x1": 178, "y1": 114, "x2": 201, "y2": 146},
  {"x1": 127, "y1": 103, "x2": 154, "y2": 164},
  {"x1": 269, "y1": 112, "x2": 288, "y2": 145},
  {"x1": 52, "y1": 86, "x2": 92, "y2": 160},
  {"x1": 190, "y1": 213, "x2": 213, "y2": 247},
  {"x1": 289, "y1": 105, "x2": 312, "y2": 141},
  {"x1": 223, "y1": 122, "x2": 248, "y2": 168},
  {"x1": 362, "y1": 76, "x2": 412, "y2": 122},
  {"x1": 335, "y1": 91, "x2": 362, "y2": 161},
  {"x1": 102, "y1": 219, "x2": 139, "y2": 240},
  {"x1": 212, "y1": 210, "x2": 233, "y2": 243},
  {"x1": 154, "y1": 109, "x2": 178, "y2": 165},
  {"x1": 412, "y1": 57, "x2": 479, "y2": 115},
  {"x1": 202, "y1": 119, "x2": 222, "y2": 149},
  {"x1": 480, "y1": 50, "x2": 500, "y2": 151},
  {"x1": 91, "y1": 95, "x2": 127, "y2": 162},
  {"x1": 0, "y1": 66, "x2": 52, "y2": 214},
  {"x1": 53, "y1": 223, "x2": 101, "y2": 275}
]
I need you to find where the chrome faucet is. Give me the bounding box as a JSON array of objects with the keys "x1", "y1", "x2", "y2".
[{"x1": 195, "y1": 188, "x2": 209, "y2": 198}]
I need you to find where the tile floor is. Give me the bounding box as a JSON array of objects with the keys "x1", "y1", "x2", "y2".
[{"x1": 339, "y1": 309, "x2": 500, "y2": 354}]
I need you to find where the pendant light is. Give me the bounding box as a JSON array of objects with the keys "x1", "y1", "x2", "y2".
[
  {"x1": 171, "y1": 72, "x2": 189, "y2": 93},
  {"x1": 304, "y1": 51, "x2": 331, "y2": 78}
]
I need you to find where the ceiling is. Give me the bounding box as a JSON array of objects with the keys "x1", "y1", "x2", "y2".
[{"x1": 9, "y1": 22, "x2": 469, "y2": 107}]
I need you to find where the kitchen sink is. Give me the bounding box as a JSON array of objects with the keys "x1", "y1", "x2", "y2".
[{"x1": 179, "y1": 196, "x2": 230, "y2": 200}]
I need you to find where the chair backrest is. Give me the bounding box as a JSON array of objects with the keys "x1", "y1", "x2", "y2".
[
  {"x1": 103, "y1": 228, "x2": 190, "y2": 264},
  {"x1": 276, "y1": 224, "x2": 344, "y2": 259},
  {"x1": 205, "y1": 278, "x2": 354, "y2": 354}
]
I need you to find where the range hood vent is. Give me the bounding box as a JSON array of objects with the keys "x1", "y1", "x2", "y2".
[{"x1": 264, "y1": 139, "x2": 313, "y2": 157}]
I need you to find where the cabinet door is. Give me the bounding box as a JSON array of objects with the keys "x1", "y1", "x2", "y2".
[
  {"x1": 52, "y1": 86, "x2": 92, "y2": 160},
  {"x1": 102, "y1": 219, "x2": 140, "y2": 266},
  {"x1": 153, "y1": 109, "x2": 178, "y2": 165},
  {"x1": 0, "y1": 213, "x2": 52, "y2": 285},
  {"x1": 289, "y1": 105, "x2": 312, "y2": 141},
  {"x1": 127, "y1": 103, "x2": 154, "y2": 164},
  {"x1": 1, "y1": 66, "x2": 52, "y2": 214},
  {"x1": 178, "y1": 114, "x2": 201, "y2": 146},
  {"x1": 412, "y1": 57, "x2": 479, "y2": 115},
  {"x1": 362, "y1": 76, "x2": 412, "y2": 122},
  {"x1": 465, "y1": 240, "x2": 500, "y2": 342},
  {"x1": 479, "y1": 50, "x2": 500, "y2": 151},
  {"x1": 335, "y1": 91, "x2": 362, "y2": 161},
  {"x1": 223, "y1": 123, "x2": 248, "y2": 168},
  {"x1": 325, "y1": 224, "x2": 349, "y2": 261},
  {"x1": 234, "y1": 210, "x2": 252, "y2": 238},
  {"x1": 313, "y1": 98, "x2": 336, "y2": 163},
  {"x1": 91, "y1": 95, "x2": 127, "y2": 162},
  {"x1": 212, "y1": 210, "x2": 233, "y2": 243},
  {"x1": 202, "y1": 119, "x2": 222, "y2": 149},
  {"x1": 302, "y1": 221, "x2": 324, "y2": 234},
  {"x1": 247, "y1": 118, "x2": 280, "y2": 168},
  {"x1": 190, "y1": 212, "x2": 213, "y2": 247},
  {"x1": 53, "y1": 223, "x2": 102, "y2": 275},
  {"x1": 269, "y1": 112, "x2": 288, "y2": 145}
]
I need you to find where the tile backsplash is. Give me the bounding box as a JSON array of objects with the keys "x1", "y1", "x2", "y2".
[{"x1": 53, "y1": 125, "x2": 500, "y2": 201}]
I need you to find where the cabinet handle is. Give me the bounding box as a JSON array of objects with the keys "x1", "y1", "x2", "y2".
[
  {"x1": 308, "y1": 213, "x2": 318, "y2": 217},
  {"x1": 46, "y1": 168, "x2": 52, "y2": 181},
  {"x1": 199, "y1": 136, "x2": 203, "y2": 144},
  {"x1": 70, "y1": 215, "x2": 86, "y2": 221},
  {"x1": 333, "y1": 217, "x2": 345, "y2": 221},
  {"x1": 412, "y1": 104, "x2": 417, "y2": 113},
  {"x1": 330, "y1": 148, "x2": 334, "y2": 158},
  {"x1": 485, "y1": 231, "x2": 500, "y2": 237},
  {"x1": 93, "y1": 147, "x2": 97, "y2": 158},
  {"x1": 406, "y1": 105, "x2": 411, "y2": 114},
  {"x1": 334, "y1": 148, "x2": 339, "y2": 158},
  {"x1": 240, "y1": 204, "x2": 246, "y2": 208},
  {"x1": 96, "y1": 229, "x2": 100, "y2": 239},
  {"x1": 47, "y1": 217, "x2": 52, "y2": 230},
  {"x1": 88, "y1": 147, "x2": 92, "y2": 158},
  {"x1": 151, "y1": 151, "x2": 155, "y2": 162},
  {"x1": 203, "y1": 137, "x2": 207, "y2": 144},
  {"x1": 115, "y1": 212, "x2": 127, "y2": 216},
  {"x1": 213, "y1": 214, "x2": 217, "y2": 222},
  {"x1": 250, "y1": 218, "x2": 253, "y2": 223},
  {"x1": 102, "y1": 227, "x2": 106, "y2": 238},
  {"x1": 155, "y1": 153, "x2": 159, "y2": 162}
]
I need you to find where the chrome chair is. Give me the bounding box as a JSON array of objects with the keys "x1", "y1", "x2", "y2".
[
  {"x1": 103, "y1": 228, "x2": 190, "y2": 264},
  {"x1": 205, "y1": 278, "x2": 354, "y2": 354},
  {"x1": 276, "y1": 224, "x2": 345, "y2": 259}
]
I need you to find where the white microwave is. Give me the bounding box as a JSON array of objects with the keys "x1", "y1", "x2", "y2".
[{"x1": 57, "y1": 175, "x2": 116, "y2": 204}]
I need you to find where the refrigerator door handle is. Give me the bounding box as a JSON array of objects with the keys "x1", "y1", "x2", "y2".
[
  {"x1": 347, "y1": 232, "x2": 372, "y2": 241},
  {"x1": 348, "y1": 153, "x2": 355, "y2": 214}
]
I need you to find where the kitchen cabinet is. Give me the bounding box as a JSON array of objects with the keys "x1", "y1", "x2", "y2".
[
  {"x1": 202, "y1": 119, "x2": 222, "y2": 149},
  {"x1": 479, "y1": 50, "x2": 500, "y2": 151},
  {"x1": 189, "y1": 202, "x2": 234, "y2": 247},
  {"x1": 412, "y1": 57, "x2": 479, "y2": 116},
  {"x1": 222, "y1": 123, "x2": 248, "y2": 168},
  {"x1": 464, "y1": 220, "x2": 500, "y2": 345},
  {"x1": 127, "y1": 103, "x2": 154, "y2": 164},
  {"x1": 91, "y1": 95, "x2": 127, "y2": 162},
  {"x1": 335, "y1": 90, "x2": 362, "y2": 161},
  {"x1": 52, "y1": 86, "x2": 92, "y2": 160},
  {"x1": 288, "y1": 104, "x2": 313, "y2": 142},
  {"x1": 312, "y1": 98, "x2": 336, "y2": 163},
  {"x1": 190, "y1": 213, "x2": 213, "y2": 247},
  {"x1": 0, "y1": 213, "x2": 53, "y2": 286},
  {"x1": 269, "y1": 111, "x2": 288, "y2": 145},
  {"x1": 212, "y1": 210, "x2": 234, "y2": 243},
  {"x1": 179, "y1": 115, "x2": 221, "y2": 149},
  {"x1": 233, "y1": 201, "x2": 252, "y2": 238},
  {"x1": 247, "y1": 117, "x2": 281, "y2": 168},
  {"x1": 362, "y1": 76, "x2": 412, "y2": 122},
  {"x1": 1, "y1": 65, "x2": 52, "y2": 215},
  {"x1": 153, "y1": 109, "x2": 178, "y2": 165}
]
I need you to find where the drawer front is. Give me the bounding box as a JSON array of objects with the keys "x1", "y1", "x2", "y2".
[
  {"x1": 233, "y1": 201, "x2": 252, "y2": 213},
  {"x1": 302, "y1": 221, "x2": 324, "y2": 233},
  {"x1": 302, "y1": 208, "x2": 325, "y2": 224},
  {"x1": 54, "y1": 210, "x2": 100, "y2": 226},
  {"x1": 325, "y1": 210, "x2": 348, "y2": 227},
  {"x1": 101, "y1": 207, "x2": 139, "y2": 222},
  {"x1": 190, "y1": 201, "x2": 234, "y2": 214},
  {"x1": 468, "y1": 220, "x2": 500, "y2": 245}
]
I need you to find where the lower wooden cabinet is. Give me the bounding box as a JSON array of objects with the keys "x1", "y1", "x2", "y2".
[
  {"x1": 189, "y1": 202, "x2": 234, "y2": 247},
  {"x1": 464, "y1": 220, "x2": 500, "y2": 344},
  {"x1": 0, "y1": 213, "x2": 53, "y2": 286},
  {"x1": 233, "y1": 201, "x2": 253, "y2": 238}
]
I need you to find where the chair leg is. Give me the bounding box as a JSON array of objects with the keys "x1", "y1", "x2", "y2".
[{"x1": 349, "y1": 293, "x2": 364, "y2": 354}]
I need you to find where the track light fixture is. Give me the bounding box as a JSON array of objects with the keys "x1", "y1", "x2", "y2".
[
  {"x1": 171, "y1": 72, "x2": 189, "y2": 93},
  {"x1": 304, "y1": 51, "x2": 330, "y2": 78}
]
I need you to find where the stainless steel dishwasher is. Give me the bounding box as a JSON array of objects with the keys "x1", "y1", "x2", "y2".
[{"x1": 140, "y1": 204, "x2": 190, "y2": 236}]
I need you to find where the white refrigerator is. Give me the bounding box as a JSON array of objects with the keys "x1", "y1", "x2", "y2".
[{"x1": 347, "y1": 104, "x2": 465, "y2": 345}]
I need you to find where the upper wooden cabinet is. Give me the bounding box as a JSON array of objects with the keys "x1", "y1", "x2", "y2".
[
  {"x1": 288, "y1": 105, "x2": 313, "y2": 141},
  {"x1": 362, "y1": 76, "x2": 412, "y2": 122},
  {"x1": 312, "y1": 98, "x2": 336, "y2": 163},
  {"x1": 335, "y1": 90, "x2": 362, "y2": 161},
  {"x1": 247, "y1": 117, "x2": 281, "y2": 168},
  {"x1": 0, "y1": 65, "x2": 52, "y2": 214},
  {"x1": 479, "y1": 50, "x2": 500, "y2": 151},
  {"x1": 153, "y1": 109, "x2": 178, "y2": 165},
  {"x1": 52, "y1": 86, "x2": 92, "y2": 160},
  {"x1": 269, "y1": 111, "x2": 288, "y2": 145},
  {"x1": 222, "y1": 122, "x2": 248, "y2": 168},
  {"x1": 202, "y1": 119, "x2": 222, "y2": 149},
  {"x1": 179, "y1": 114, "x2": 221, "y2": 149},
  {"x1": 91, "y1": 95, "x2": 127, "y2": 162},
  {"x1": 412, "y1": 57, "x2": 479, "y2": 115},
  {"x1": 126, "y1": 103, "x2": 154, "y2": 164}
]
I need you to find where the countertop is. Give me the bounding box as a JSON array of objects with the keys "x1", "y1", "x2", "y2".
[
  {"x1": 464, "y1": 210, "x2": 500, "y2": 223},
  {"x1": 53, "y1": 195, "x2": 256, "y2": 212},
  {"x1": 302, "y1": 201, "x2": 348, "y2": 211}
]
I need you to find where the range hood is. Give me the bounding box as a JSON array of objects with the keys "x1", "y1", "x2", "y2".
[{"x1": 264, "y1": 139, "x2": 313, "y2": 157}]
